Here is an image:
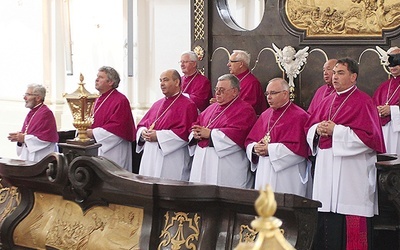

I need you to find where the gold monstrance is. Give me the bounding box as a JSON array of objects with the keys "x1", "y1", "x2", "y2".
[{"x1": 63, "y1": 73, "x2": 98, "y2": 145}]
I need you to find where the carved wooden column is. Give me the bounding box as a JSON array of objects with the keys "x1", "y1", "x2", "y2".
[{"x1": 191, "y1": 0, "x2": 210, "y2": 77}]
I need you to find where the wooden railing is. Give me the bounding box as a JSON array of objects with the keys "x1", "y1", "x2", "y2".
[{"x1": 0, "y1": 151, "x2": 320, "y2": 250}]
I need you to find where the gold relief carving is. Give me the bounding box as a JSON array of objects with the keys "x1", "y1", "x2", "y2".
[
  {"x1": 158, "y1": 211, "x2": 200, "y2": 250},
  {"x1": 13, "y1": 192, "x2": 143, "y2": 250},
  {"x1": 194, "y1": 0, "x2": 205, "y2": 40},
  {"x1": 286, "y1": 0, "x2": 400, "y2": 36},
  {"x1": 0, "y1": 182, "x2": 20, "y2": 224}
]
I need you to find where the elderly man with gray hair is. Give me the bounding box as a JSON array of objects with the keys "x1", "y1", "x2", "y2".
[
  {"x1": 189, "y1": 74, "x2": 257, "y2": 188},
  {"x1": 225, "y1": 50, "x2": 267, "y2": 115},
  {"x1": 179, "y1": 51, "x2": 212, "y2": 112},
  {"x1": 87, "y1": 66, "x2": 137, "y2": 172},
  {"x1": 8, "y1": 84, "x2": 58, "y2": 162}
]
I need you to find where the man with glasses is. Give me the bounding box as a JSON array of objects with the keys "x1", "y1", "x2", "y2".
[
  {"x1": 189, "y1": 74, "x2": 257, "y2": 188},
  {"x1": 225, "y1": 50, "x2": 267, "y2": 115},
  {"x1": 245, "y1": 78, "x2": 310, "y2": 196},
  {"x1": 8, "y1": 84, "x2": 58, "y2": 162},
  {"x1": 179, "y1": 51, "x2": 212, "y2": 112}
]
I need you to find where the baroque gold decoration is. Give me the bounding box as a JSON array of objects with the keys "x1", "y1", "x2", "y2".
[
  {"x1": 239, "y1": 224, "x2": 258, "y2": 243},
  {"x1": 158, "y1": 211, "x2": 200, "y2": 250},
  {"x1": 194, "y1": 0, "x2": 205, "y2": 40},
  {"x1": 286, "y1": 0, "x2": 400, "y2": 37},
  {"x1": 193, "y1": 45, "x2": 205, "y2": 61},
  {"x1": 234, "y1": 185, "x2": 295, "y2": 250},
  {"x1": 63, "y1": 74, "x2": 98, "y2": 145},
  {"x1": 199, "y1": 67, "x2": 206, "y2": 75},
  {"x1": 13, "y1": 192, "x2": 143, "y2": 250},
  {"x1": 0, "y1": 180, "x2": 20, "y2": 224}
]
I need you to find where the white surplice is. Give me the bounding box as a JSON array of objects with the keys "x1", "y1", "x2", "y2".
[
  {"x1": 189, "y1": 129, "x2": 253, "y2": 188},
  {"x1": 381, "y1": 105, "x2": 400, "y2": 155},
  {"x1": 93, "y1": 127, "x2": 132, "y2": 172},
  {"x1": 136, "y1": 127, "x2": 191, "y2": 181},
  {"x1": 17, "y1": 134, "x2": 57, "y2": 162},
  {"x1": 307, "y1": 124, "x2": 378, "y2": 217},
  {"x1": 246, "y1": 142, "x2": 309, "y2": 197}
]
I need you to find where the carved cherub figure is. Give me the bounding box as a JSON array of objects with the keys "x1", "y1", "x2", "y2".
[{"x1": 272, "y1": 43, "x2": 309, "y2": 88}]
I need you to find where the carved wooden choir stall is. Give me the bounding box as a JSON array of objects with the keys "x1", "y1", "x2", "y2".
[{"x1": 0, "y1": 152, "x2": 320, "y2": 249}]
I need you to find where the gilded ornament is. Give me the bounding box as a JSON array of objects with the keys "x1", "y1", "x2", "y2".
[
  {"x1": 193, "y1": 45, "x2": 205, "y2": 61},
  {"x1": 194, "y1": 0, "x2": 205, "y2": 40},
  {"x1": 286, "y1": 0, "x2": 400, "y2": 37},
  {"x1": 0, "y1": 185, "x2": 20, "y2": 224},
  {"x1": 158, "y1": 211, "x2": 200, "y2": 250},
  {"x1": 13, "y1": 192, "x2": 143, "y2": 250}
]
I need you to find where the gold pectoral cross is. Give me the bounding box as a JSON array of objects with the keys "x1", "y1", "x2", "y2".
[{"x1": 263, "y1": 132, "x2": 271, "y2": 144}]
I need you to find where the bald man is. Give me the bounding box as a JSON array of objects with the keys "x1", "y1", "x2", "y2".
[
  {"x1": 308, "y1": 59, "x2": 338, "y2": 114},
  {"x1": 137, "y1": 69, "x2": 198, "y2": 181},
  {"x1": 245, "y1": 78, "x2": 310, "y2": 196}
]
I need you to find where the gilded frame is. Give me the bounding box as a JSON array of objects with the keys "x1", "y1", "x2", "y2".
[{"x1": 279, "y1": 0, "x2": 400, "y2": 45}]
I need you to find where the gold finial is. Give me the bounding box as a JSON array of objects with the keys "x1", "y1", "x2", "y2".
[
  {"x1": 254, "y1": 185, "x2": 277, "y2": 219},
  {"x1": 235, "y1": 185, "x2": 295, "y2": 250},
  {"x1": 80, "y1": 73, "x2": 84, "y2": 83}
]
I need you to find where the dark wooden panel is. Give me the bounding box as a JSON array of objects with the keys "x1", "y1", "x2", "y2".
[
  {"x1": 192, "y1": 0, "x2": 400, "y2": 109},
  {"x1": 0, "y1": 153, "x2": 320, "y2": 250}
]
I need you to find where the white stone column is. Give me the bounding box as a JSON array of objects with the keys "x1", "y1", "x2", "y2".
[
  {"x1": 130, "y1": 0, "x2": 153, "y2": 123},
  {"x1": 42, "y1": 0, "x2": 70, "y2": 131}
]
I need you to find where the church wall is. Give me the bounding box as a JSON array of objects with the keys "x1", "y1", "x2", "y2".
[
  {"x1": 192, "y1": 0, "x2": 400, "y2": 109},
  {"x1": 0, "y1": 0, "x2": 191, "y2": 159}
]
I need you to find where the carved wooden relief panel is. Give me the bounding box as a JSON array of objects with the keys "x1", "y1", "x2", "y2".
[
  {"x1": 0, "y1": 182, "x2": 20, "y2": 225},
  {"x1": 285, "y1": 0, "x2": 400, "y2": 37},
  {"x1": 13, "y1": 192, "x2": 143, "y2": 250}
]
